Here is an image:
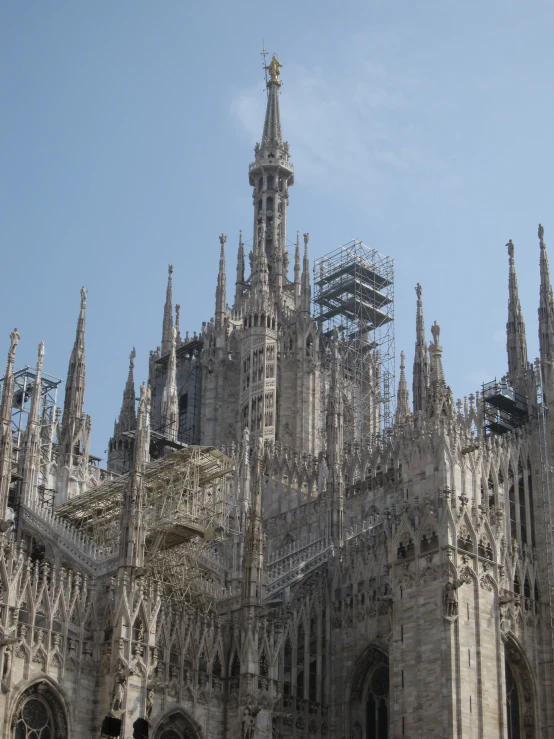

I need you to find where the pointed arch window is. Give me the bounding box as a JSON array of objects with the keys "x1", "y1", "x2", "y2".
[
  {"x1": 283, "y1": 637, "x2": 292, "y2": 695},
  {"x1": 12, "y1": 683, "x2": 68, "y2": 739},
  {"x1": 14, "y1": 698, "x2": 54, "y2": 739},
  {"x1": 527, "y1": 458, "x2": 536, "y2": 548},
  {"x1": 488, "y1": 473, "x2": 495, "y2": 509},
  {"x1": 508, "y1": 463, "x2": 517, "y2": 541},
  {"x1": 366, "y1": 664, "x2": 389, "y2": 739},
  {"x1": 505, "y1": 660, "x2": 520, "y2": 739},
  {"x1": 518, "y1": 461, "x2": 527, "y2": 546},
  {"x1": 230, "y1": 653, "x2": 240, "y2": 677}
]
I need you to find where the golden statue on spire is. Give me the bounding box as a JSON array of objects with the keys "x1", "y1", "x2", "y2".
[{"x1": 266, "y1": 54, "x2": 282, "y2": 86}]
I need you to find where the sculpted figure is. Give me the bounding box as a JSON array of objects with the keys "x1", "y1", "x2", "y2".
[
  {"x1": 241, "y1": 706, "x2": 259, "y2": 739},
  {"x1": 111, "y1": 669, "x2": 131, "y2": 713},
  {"x1": 146, "y1": 687, "x2": 154, "y2": 718},
  {"x1": 445, "y1": 578, "x2": 465, "y2": 616}
]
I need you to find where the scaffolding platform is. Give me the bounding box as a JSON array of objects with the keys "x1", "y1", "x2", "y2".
[
  {"x1": 55, "y1": 445, "x2": 235, "y2": 551},
  {"x1": 483, "y1": 379, "x2": 529, "y2": 435}
]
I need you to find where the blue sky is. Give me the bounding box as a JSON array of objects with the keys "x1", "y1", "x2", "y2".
[{"x1": 2, "y1": 1, "x2": 554, "y2": 459}]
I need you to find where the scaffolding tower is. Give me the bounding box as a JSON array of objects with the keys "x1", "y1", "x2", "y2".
[
  {"x1": 0, "y1": 365, "x2": 62, "y2": 465},
  {"x1": 313, "y1": 239, "x2": 395, "y2": 443},
  {"x1": 0, "y1": 366, "x2": 62, "y2": 521},
  {"x1": 482, "y1": 378, "x2": 529, "y2": 436}
]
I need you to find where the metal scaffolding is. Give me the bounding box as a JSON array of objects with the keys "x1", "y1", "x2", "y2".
[
  {"x1": 482, "y1": 378, "x2": 529, "y2": 436},
  {"x1": 56, "y1": 446, "x2": 238, "y2": 605},
  {"x1": 313, "y1": 239, "x2": 395, "y2": 443},
  {"x1": 0, "y1": 365, "x2": 62, "y2": 466}
]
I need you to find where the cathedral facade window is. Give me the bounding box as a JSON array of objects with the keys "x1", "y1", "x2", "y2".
[{"x1": 14, "y1": 697, "x2": 55, "y2": 739}]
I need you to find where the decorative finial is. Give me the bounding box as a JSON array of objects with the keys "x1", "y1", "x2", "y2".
[
  {"x1": 38, "y1": 340, "x2": 45, "y2": 364},
  {"x1": 431, "y1": 321, "x2": 441, "y2": 345},
  {"x1": 266, "y1": 54, "x2": 282, "y2": 86},
  {"x1": 9, "y1": 329, "x2": 20, "y2": 356},
  {"x1": 129, "y1": 347, "x2": 136, "y2": 368},
  {"x1": 539, "y1": 223, "x2": 545, "y2": 246},
  {"x1": 219, "y1": 233, "x2": 227, "y2": 250},
  {"x1": 80, "y1": 287, "x2": 87, "y2": 309},
  {"x1": 506, "y1": 240, "x2": 514, "y2": 261},
  {"x1": 415, "y1": 283, "x2": 422, "y2": 300},
  {"x1": 400, "y1": 350, "x2": 405, "y2": 370},
  {"x1": 168, "y1": 264, "x2": 173, "y2": 276},
  {"x1": 303, "y1": 233, "x2": 310, "y2": 248}
]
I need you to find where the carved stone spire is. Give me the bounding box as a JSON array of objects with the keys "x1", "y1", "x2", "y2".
[
  {"x1": 215, "y1": 234, "x2": 227, "y2": 330},
  {"x1": 294, "y1": 231, "x2": 301, "y2": 307},
  {"x1": 160, "y1": 326, "x2": 179, "y2": 441},
  {"x1": 262, "y1": 55, "x2": 283, "y2": 146},
  {"x1": 120, "y1": 348, "x2": 137, "y2": 433},
  {"x1": 506, "y1": 240, "x2": 528, "y2": 385},
  {"x1": 429, "y1": 322, "x2": 445, "y2": 385},
  {"x1": 175, "y1": 304, "x2": 181, "y2": 345},
  {"x1": 426, "y1": 321, "x2": 454, "y2": 420},
  {"x1": 107, "y1": 348, "x2": 137, "y2": 475},
  {"x1": 300, "y1": 233, "x2": 311, "y2": 315},
  {"x1": 538, "y1": 225, "x2": 554, "y2": 401},
  {"x1": 412, "y1": 283, "x2": 429, "y2": 415},
  {"x1": 59, "y1": 288, "x2": 89, "y2": 472},
  {"x1": 249, "y1": 54, "x2": 294, "y2": 299},
  {"x1": 395, "y1": 350, "x2": 410, "y2": 425},
  {"x1": 234, "y1": 230, "x2": 245, "y2": 309},
  {"x1": 251, "y1": 222, "x2": 269, "y2": 299},
  {"x1": 161, "y1": 265, "x2": 174, "y2": 357},
  {"x1": 118, "y1": 382, "x2": 151, "y2": 570},
  {"x1": 20, "y1": 341, "x2": 45, "y2": 506},
  {"x1": 241, "y1": 436, "x2": 265, "y2": 607},
  {"x1": 0, "y1": 329, "x2": 19, "y2": 519}
]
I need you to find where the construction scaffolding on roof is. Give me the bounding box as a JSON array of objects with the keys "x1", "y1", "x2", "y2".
[
  {"x1": 0, "y1": 365, "x2": 62, "y2": 468},
  {"x1": 55, "y1": 445, "x2": 238, "y2": 605},
  {"x1": 313, "y1": 239, "x2": 395, "y2": 444}
]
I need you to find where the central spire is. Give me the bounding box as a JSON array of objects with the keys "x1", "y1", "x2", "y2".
[{"x1": 249, "y1": 54, "x2": 294, "y2": 301}]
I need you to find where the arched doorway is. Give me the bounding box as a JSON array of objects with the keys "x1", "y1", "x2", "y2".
[
  {"x1": 11, "y1": 680, "x2": 68, "y2": 739},
  {"x1": 349, "y1": 646, "x2": 389, "y2": 739},
  {"x1": 153, "y1": 709, "x2": 200, "y2": 739}
]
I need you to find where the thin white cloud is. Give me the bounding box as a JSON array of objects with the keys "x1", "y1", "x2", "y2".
[{"x1": 230, "y1": 59, "x2": 450, "y2": 208}]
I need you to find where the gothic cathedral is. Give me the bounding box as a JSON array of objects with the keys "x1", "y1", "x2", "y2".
[{"x1": 0, "y1": 56, "x2": 552, "y2": 739}]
